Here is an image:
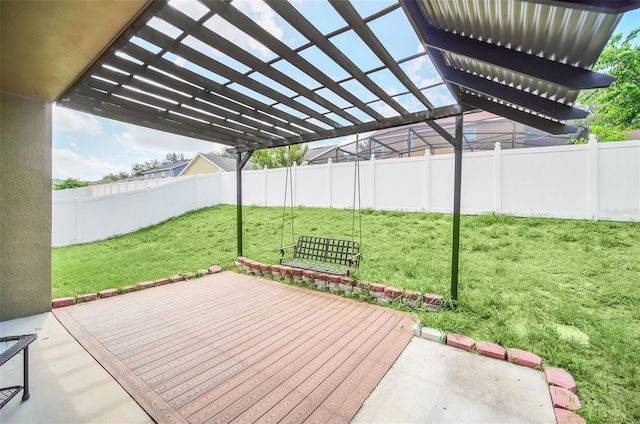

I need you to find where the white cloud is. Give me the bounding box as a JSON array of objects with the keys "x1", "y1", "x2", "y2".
[
  {"x1": 235, "y1": 0, "x2": 284, "y2": 44},
  {"x1": 53, "y1": 148, "x2": 122, "y2": 181},
  {"x1": 202, "y1": 0, "x2": 284, "y2": 61},
  {"x1": 115, "y1": 124, "x2": 226, "y2": 158},
  {"x1": 404, "y1": 45, "x2": 442, "y2": 89},
  {"x1": 373, "y1": 102, "x2": 399, "y2": 118},
  {"x1": 53, "y1": 107, "x2": 102, "y2": 136}
]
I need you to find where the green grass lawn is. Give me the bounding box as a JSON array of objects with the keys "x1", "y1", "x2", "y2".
[{"x1": 52, "y1": 205, "x2": 640, "y2": 424}]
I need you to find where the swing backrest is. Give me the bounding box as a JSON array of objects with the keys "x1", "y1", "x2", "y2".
[{"x1": 294, "y1": 236, "x2": 360, "y2": 268}]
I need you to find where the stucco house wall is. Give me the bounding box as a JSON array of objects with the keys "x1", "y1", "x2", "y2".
[{"x1": 1, "y1": 92, "x2": 53, "y2": 320}]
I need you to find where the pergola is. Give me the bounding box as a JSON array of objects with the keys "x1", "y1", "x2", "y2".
[{"x1": 56, "y1": 0, "x2": 639, "y2": 301}]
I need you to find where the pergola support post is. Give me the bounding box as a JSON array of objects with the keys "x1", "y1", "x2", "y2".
[
  {"x1": 451, "y1": 114, "x2": 463, "y2": 303},
  {"x1": 236, "y1": 150, "x2": 255, "y2": 257}
]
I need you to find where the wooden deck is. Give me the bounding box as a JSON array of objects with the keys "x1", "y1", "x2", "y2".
[{"x1": 53, "y1": 272, "x2": 415, "y2": 424}]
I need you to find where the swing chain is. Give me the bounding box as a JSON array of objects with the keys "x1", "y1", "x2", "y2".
[{"x1": 280, "y1": 145, "x2": 295, "y2": 249}]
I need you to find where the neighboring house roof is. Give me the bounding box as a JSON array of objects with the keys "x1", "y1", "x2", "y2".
[
  {"x1": 179, "y1": 153, "x2": 252, "y2": 176},
  {"x1": 199, "y1": 153, "x2": 238, "y2": 172},
  {"x1": 141, "y1": 160, "x2": 190, "y2": 175}
]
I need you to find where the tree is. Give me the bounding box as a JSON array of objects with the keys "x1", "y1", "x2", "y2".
[
  {"x1": 208, "y1": 148, "x2": 235, "y2": 159},
  {"x1": 105, "y1": 153, "x2": 190, "y2": 179},
  {"x1": 250, "y1": 144, "x2": 308, "y2": 169},
  {"x1": 103, "y1": 171, "x2": 131, "y2": 181},
  {"x1": 162, "y1": 152, "x2": 187, "y2": 164},
  {"x1": 131, "y1": 159, "x2": 162, "y2": 176},
  {"x1": 576, "y1": 29, "x2": 640, "y2": 141},
  {"x1": 53, "y1": 178, "x2": 89, "y2": 190}
]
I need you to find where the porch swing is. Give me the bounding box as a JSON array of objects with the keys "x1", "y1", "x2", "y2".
[{"x1": 279, "y1": 137, "x2": 363, "y2": 276}]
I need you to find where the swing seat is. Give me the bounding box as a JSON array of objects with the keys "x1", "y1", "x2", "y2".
[{"x1": 280, "y1": 235, "x2": 361, "y2": 276}]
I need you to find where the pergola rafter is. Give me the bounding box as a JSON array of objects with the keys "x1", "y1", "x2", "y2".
[{"x1": 57, "y1": 0, "x2": 640, "y2": 302}]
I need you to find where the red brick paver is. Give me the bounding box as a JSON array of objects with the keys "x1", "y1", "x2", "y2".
[
  {"x1": 384, "y1": 287, "x2": 403, "y2": 298},
  {"x1": 52, "y1": 297, "x2": 75, "y2": 308},
  {"x1": 138, "y1": 281, "x2": 154, "y2": 289},
  {"x1": 369, "y1": 283, "x2": 386, "y2": 293},
  {"x1": 476, "y1": 341, "x2": 506, "y2": 360},
  {"x1": 423, "y1": 293, "x2": 443, "y2": 304},
  {"x1": 554, "y1": 408, "x2": 586, "y2": 424},
  {"x1": 447, "y1": 334, "x2": 475, "y2": 351},
  {"x1": 77, "y1": 293, "x2": 97, "y2": 303},
  {"x1": 98, "y1": 288, "x2": 118, "y2": 298},
  {"x1": 545, "y1": 367, "x2": 577, "y2": 393},
  {"x1": 507, "y1": 348, "x2": 542, "y2": 369},
  {"x1": 550, "y1": 386, "x2": 581, "y2": 411},
  {"x1": 155, "y1": 277, "x2": 171, "y2": 286}
]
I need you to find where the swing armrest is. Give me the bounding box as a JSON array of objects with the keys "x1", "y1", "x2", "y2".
[
  {"x1": 280, "y1": 244, "x2": 297, "y2": 258},
  {"x1": 347, "y1": 252, "x2": 361, "y2": 265}
]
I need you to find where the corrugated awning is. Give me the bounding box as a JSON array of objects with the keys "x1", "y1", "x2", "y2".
[
  {"x1": 57, "y1": 0, "x2": 639, "y2": 152},
  {"x1": 404, "y1": 0, "x2": 640, "y2": 135}
]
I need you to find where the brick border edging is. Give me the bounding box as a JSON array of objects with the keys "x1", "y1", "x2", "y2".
[
  {"x1": 53, "y1": 256, "x2": 585, "y2": 424},
  {"x1": 235, "y1": 257, "x2": 447, "y2": 313},
  {"x1": 236, "y1": 256, "x2": 585, "y2": 424},
  {"x1": 51, "y1": 265, "x2": 223, "y2": 309},
  {"x1": 412, "y1": 322, "x2": 585, "y2": 424}
]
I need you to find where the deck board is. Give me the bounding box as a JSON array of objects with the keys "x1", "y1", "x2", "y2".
[{"x1": 53, "y1": 271, "x2": 415, "y2": 424}]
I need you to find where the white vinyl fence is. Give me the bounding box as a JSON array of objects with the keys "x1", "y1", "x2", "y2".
[
  {"x1": 53, "y1": 139, "x2": 640, "y2": 247},
  {"x1": 88, "y1": 176, "x2": 181, "y2": 197},
  {"x1": 53, "y1": 174, "x2": 220, "y2": 246}
]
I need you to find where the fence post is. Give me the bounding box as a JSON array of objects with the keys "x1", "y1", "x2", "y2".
[
  {"x1": 293, "y1": 163, "x2": 298, "y2": 206},
  {"x1": 145, "y1": 186, "x2": 150, "y2": 227},
  {"x1": 75, "y1": 197, "x2": 81, "y2": 244},
  {"x1": 192, "y1": 174, "x2": 198, "y2": 210},
  {"x1": 588, "y1": 134, "x2": 599, "y2": 220},
  {"x1": 219, "y1": 172, "x2": 223, "y2": 205},
  {"x1": 494, "y1": 142, "x2": 502, "y2": 213},
  {"x1": 327, "y1": 159, "x2": 333, "y2": 208},
  {"x1": 423, "y1": 149, "x2": 431, "y2": 212},
  {"x1": 264, "y1": 165, "x2": 268, "y2": 206},
  {"x1": 370, "y1": 155, "x2": 376, "y2": 209}
]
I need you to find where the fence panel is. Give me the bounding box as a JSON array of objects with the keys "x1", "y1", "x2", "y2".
[
  {"x1": 374, "y1": 158, "x2": 423, "y2": 211},
  {"x1": 52, "y1": 186, "x2": 92, "y2": 200},
  {"x1": 598, "y1": 141, "x2": 640, "y2": 221},
  {"x1": 195, "y1": 174, "x2": 220, "y2": 209},
  {"x1": 52, "y1": 200, "x2": 78, "y2": 246},
  {"x1": 296, "y1": 165, "x2": 329, "y2": 207},
  {"x1": 460, "y1": 152, "x2": 494, "y2": 214},
  {"x1": 501, "y1": 145, "x2": 589, "y2": 218},
  {"x1": 429, "y1": 155, "x2": 454, "y2": 213},
  {"x1": 53, "y1": 140, "x2": 640, "y2": 247},
  {"x1": 242, "y1": 170, "x2": 266, "y2": 206},
  {"x1": 330, "y1": 162, "x2": 360, "y2": 209},
  {"x1": 77, "y1": 191, "x2": 148, "y2": 244},
  {"x1": 148, "y1": 178, "x2": 195, "y2": 224}
]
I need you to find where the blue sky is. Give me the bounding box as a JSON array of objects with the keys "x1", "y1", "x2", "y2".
[{"x1": 52, "y1": 2, "x2": 640, "y2": 181}]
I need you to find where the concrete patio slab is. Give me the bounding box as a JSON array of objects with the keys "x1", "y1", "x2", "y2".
[
  {"x1": 0, "y1": 312, "x2": 151, "y2": 424},
  {"x1": 352, "y1": 337, "x2": 555, "y2": 424},
  {"x1": 1, "y1": 283, "x2": 557, "y2": 424}
]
